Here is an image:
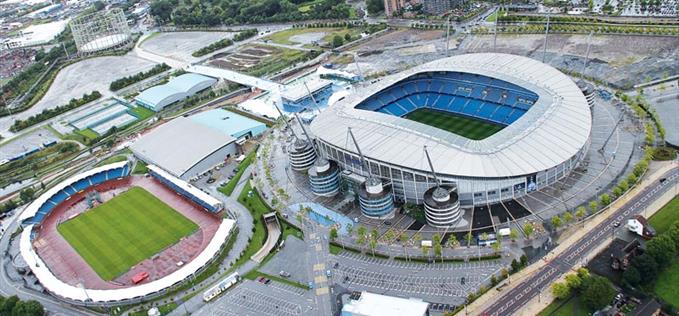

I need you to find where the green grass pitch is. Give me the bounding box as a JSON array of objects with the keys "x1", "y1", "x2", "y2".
[
  {"x1": 404, "y1": 108, "x2": 505, "y2": 140},
  {"x1": 57, "y1": 187, "x2": 198, "y2": 281}
]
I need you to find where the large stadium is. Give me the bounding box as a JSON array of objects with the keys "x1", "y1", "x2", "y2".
[
  {"x1": 18, "y1": 161, "x2": 235, "y2": 305},
  {"x1": 309, "y1": 53, "x2": 592, "y2": 226}
]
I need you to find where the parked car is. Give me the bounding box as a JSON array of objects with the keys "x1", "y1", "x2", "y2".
[
  {"x1": 326, "y1": 270, "x2": 332, "y2": 277},
  {"x1": 279, "y1": 271, "x2": 291, "y2": 278}
]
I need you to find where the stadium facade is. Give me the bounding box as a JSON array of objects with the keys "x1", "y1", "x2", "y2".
[{"x1": 309, "y1": 53, "x2": 592, "y2": 212}]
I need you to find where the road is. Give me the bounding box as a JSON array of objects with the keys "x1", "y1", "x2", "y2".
[{"x1": 482, "y1": 166, "x2": 679, "y2": 316}]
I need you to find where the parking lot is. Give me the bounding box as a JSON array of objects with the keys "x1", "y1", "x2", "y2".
[
  {"x1": 193, "y1": 280, "x2": 314, "y2": 316},
  {"x1": 331, "y1": 251, "x2": 506, "y2": 305}
]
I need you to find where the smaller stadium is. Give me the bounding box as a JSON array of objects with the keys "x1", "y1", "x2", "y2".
[{"x1": 19, "y1": 161, "x2": 235, "y2": 305}]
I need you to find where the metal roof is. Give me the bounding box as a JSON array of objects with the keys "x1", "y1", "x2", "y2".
[
  {"x1": 189, "y1": 109, "x2": 266, "y2": 139},
  {"x1": 130, "y1": 117, "x2": 235, "y2": 177},
  {"x1": 310, "y1": 53, "x2": 592, "y2": 178},
  {"x1": 135, "y1": 73, "x2": 216, "y2": 108}
]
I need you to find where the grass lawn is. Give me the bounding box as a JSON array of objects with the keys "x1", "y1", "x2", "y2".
[
  {"x1": 132, "y1": 160, "x2": 148, "y2": 175},
  {"x1": 245, "y1": 45, "x2": 318, "y2": 77},
  {"x1": 58, "y1": 187, "x2": 198, "y2": 280},
  {"x1": 263, "y1": 27, "x2": 363, "y2": 48},
  {"x1": 649, "y1": 195, "x2": 679, "y2": 235},
  {"x1": 95, "y1": 154, "x2": 129, "y2": 167},
  {"x1": 404, "y1": 108, "x2": 505, "y2": 140},
  {"x1": 218, "y1": 150, "x2": 256, "y2": 196},
  {"x1": 130, "y1": 105, "x2": 155, "y2": 120},
  {"x1": 655, "y1": 259, "x2": 679, "y2": 308},
  {"x1": 235, "y1": 180, "x2": 268, "y2": 266},
  {"x1": 538, "y1": 295, "x2": 590, "y2": 316},
  {"x1": 76, "y1": 128, "x2": 99, "y2": 140}
]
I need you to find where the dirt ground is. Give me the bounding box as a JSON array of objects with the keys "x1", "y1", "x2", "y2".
[{"x1": 355, "y1": 29, "x2": 445, "y2": 51}]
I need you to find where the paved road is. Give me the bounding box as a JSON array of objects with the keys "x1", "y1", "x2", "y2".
[{"x1": 483, "y1": 166, "x2": 679, "y2": 316}]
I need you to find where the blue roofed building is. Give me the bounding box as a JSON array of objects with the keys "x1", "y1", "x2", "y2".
[
  {"x1": 189, "y1": 109, "x2": 267, "y2": 143},
  {"x1": 135, "y1": 73, "x2": 217, "y2": 112}
]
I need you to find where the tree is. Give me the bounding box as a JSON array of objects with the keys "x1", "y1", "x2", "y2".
[
  {"x1": 600, "y1": 193, "x2": 611, "y2": 207},
  {"x1": 466, "y1": 232, "x2": 473, "y2": 246},
  {"x1": 589, "y1": 200, "x2": 599, "y2": 213},
  {"x1": 622, "y1": 265, "x2": 641, "y2": 287},
  {"x1": 551, "y1": 282, "x2": 571, "y2": 300},
  {"x1": 631, "y1": 254, "x2": 658, "y2": 285},
  {"x1": 520, "y1": 254, "x2": 528, "y2": 267},
  {"x1": 551, "y1": 216, "x2": 563, "y2": 229},
  {"x1": 346, "y1": 223, "x2": 353, "y2": 240},
  {"x1": 332, "y1": 35, "x2": 344, "y2": 48},
  {"x1": 384, "y1": 229, "x2": 395, "y2": 243},
  {"x1": 523, "y1": 222, "x2": 535, "y2": 239},
  {"x1": 576, "y1": 267, "x2": 590, "y2": 279},
  {"x1": 491, "y1": 238, "x2": 502, "y2": 253},
  {"x1": 344, "y1": 32, "x2": 352, "y2": 42},
  {"x1": 399, "y1": 233, "x2": 409, "y2": 260},
  {"x1": 510, "y1": 259, "x2": 520, "y2": 272},
  {"x1": 9, "y1": 300, "x2": 44, "y2": 316},
  {"x1": 447, "y1": 234, "x2": 460, "y2": 249},
  {"x1": 370, "y1": 228, "x2": 379, "y2": 243},
  {"x1": 369, "y1": 237, "x2": 377, "y2": 256},
  {"x1": 412, "y1": 232, "x2": 422, "y2": 247},
  {"x1": 509, "y1": 228, "x2": 518, "y2": 242},
  {"x1": 563, "y1": 211, "x2": 574, "y2": 224},
  {"x1": 422, "y1": 245, "x2": 429, "y2": 258},
  {"x1": 575, "y1": 206, "x2": 587, "y2": 220},
  {"x1": 645, "y1": 235, "x2": 677, "y2": 269},
  {"x1": 581, "y1": 275, "x2": 616, "y2": 310},
  {"x1": 366, "y1": 0, "x2": 384, "y2": 14},
  {"x1": 480, "y1": 232, "x2": 489, "y2": 244},
  {"x1": 329, "y1": 227, "x2": 338, "y2": 242},
  {"x1": 295, "y1": 213, "x2": 302, "y2": 225},
  {"x1": 20, "y1": 187, "x2": 34, "y2": 204},
  {"x1": 565, "y1": 273, "x2": 582, "y2": 290},
  {"x1": 356, "y1": 225, "x2": 367, "y2": 250}
]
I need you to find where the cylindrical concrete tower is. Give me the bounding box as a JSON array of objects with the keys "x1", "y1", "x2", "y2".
[
  {"x1": 308, "y1": 158, "x2": 340, "y2": 196},
  {"x1": 423, "y1": 184, "x2": 461, "y2": 227},
  {"x1": 288, "y1": 139, "x2": 316, "y2": 171},
  {"x1": 357, "y1": 178, "x2": 394, "y2": 219}
]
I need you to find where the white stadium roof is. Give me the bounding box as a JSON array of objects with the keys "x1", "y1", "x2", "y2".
[{"x1": 310, "y1": 53, "x2": 592, "y2": 178}]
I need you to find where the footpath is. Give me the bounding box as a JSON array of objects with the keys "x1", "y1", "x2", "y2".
[{"x1": 465, "y1": 161, "x2": 679, "y2": 316}]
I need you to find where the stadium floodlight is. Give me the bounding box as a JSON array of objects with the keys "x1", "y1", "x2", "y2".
[
  {"x1": 273, "y1": 102, "x2": 299, "y2": 140},
  {"x1": 542, "y1": 13, "x2": 551, "y2": 63}
]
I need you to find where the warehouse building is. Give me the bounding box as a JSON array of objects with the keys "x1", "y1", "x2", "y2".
[
  {"x1": 135, "y1": 73, "x2": 217, "y2": 112},
  {"x1": 130, "y1": 109, "x2": 266, "y2": 179}
]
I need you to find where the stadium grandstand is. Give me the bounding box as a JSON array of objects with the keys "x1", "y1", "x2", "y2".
[
  {"x1": 131, "y1": 109, "x2": 266, "y2": 180},
  {"x1": 18, "y1": 161, "x2": 235, "y2": 305},
  {"x1": 135, "y1": 73, "x2": 217, "y2": 112},
  {"x1": 309, "y1": 53, "x2": 592, "y2": 213}
]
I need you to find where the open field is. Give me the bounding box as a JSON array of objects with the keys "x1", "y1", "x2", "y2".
[
  {"x1": 58, "y1": 187, "x2": 198, "y2": 280},
  {"x1": 649, "y1": 195, "x2": 679, "y2": 235},
  {"x1": 140, "y1": 31, "x2": 235, "y2": 62},
  {"x1": 264, "y1": 27, "x2": 365, "y2": 48},
  {"x1": 208, "y1": 44, "x2": 319, "y2": 77},
  {"x1": 404, "y1": 108, "x2": 505, "y2": 140},
  {"x1": 538, "y1": 295, "x2": 590, "y2": 316},
  {"x1": 655, "y1": 260, "x2": 679, "y2": 308}
]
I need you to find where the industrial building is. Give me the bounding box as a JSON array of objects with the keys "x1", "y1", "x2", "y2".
[
  {"x1": 130, "y1": 109, "x2": 266, "y2": 179},
  {"x1": 135, "y1": 73, "x2": 217, "y2": 112}
]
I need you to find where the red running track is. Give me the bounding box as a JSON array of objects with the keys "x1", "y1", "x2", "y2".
[{"x1": 32, "y1": 175, "x2": 221, "y2": 290}]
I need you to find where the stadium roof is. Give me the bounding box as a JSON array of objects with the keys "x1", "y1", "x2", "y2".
[
  {"x1": 189, "y1": 109, "x2": 266, "y2": 139},
  {"x1": 310, "y1": 53, "x2": 592, "y2": 178},
  {"x1": 130, "y1": 117, "x2": 235, "y2": 177},
  {"x1": 134, "y1": 73, "x2": 216, "y2": 111},
  {"x1": 341, "y1": 292, "x2": 429, "y2": 316},
  {"x1": 280, "y1": 77, "x2": 333, "y2": 103}
]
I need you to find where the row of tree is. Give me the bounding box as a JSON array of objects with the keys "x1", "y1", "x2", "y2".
[
  {"x1": 0, "y1": 296, "x2": 44, "y2": 316},
  {"x1": 10, "y1": 91, "x2": 102, "y2": 132},
  {"x1": 498, "y1": 14, "x2": 678, "y2": 26},
  {"x1": 109, "y1": 63, "x2": 170, "y2": 91},
  {"x1": 551, "y1": 268, "x2": 617, "y2": 311},
  {"x1": 150, "y1": 0, "x2": 352, "y2": 26},
  {"x1": 233, "y1": 29, "x2": 258, "y2": 41}
]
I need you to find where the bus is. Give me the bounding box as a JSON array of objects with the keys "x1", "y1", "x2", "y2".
[{"x1": 203, "y1": 272, "x2": 240, "y2": 302}]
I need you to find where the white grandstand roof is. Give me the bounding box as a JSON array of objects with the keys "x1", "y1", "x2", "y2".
[
  {"x1": 20, "y1": 219, "x2": 236, "y2": 303},
  {"x1": 310, "y1": 53, "x2": 592, "y2": 178},
  {"x1": 19, "y1": 161, "x2": 129, "y2": 222},
  {"x1": 130, "y1": 117, "x2": 235, "y2": 178},
  {"x1": 147, "y1": 164, "x2": 222, "y2": 209}
]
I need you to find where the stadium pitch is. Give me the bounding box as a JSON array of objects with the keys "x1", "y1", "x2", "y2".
[
  {"x1": 404, "y1": 108, "x2": 505, "y2": 140},
  {"x1": 57, "y1": 186, "x2": 198, "y2": 280}
]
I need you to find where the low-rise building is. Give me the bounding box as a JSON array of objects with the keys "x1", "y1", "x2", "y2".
[{"x1": 341, "y1": 291, "x2": 429, "y2": 316}]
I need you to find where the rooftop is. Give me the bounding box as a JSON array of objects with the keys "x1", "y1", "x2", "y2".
[
  {"x1": 130, "y1": 117, "x2": 234, "y2": 177},
  {"x1": 189, "y1": 109, "x2": 266, "y2": 139},
  {"x1": 342, "y1": 291, "x2": 429, "y2": 316}
]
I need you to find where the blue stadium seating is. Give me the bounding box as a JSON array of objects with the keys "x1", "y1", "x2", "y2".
[
  {"x1": 63, "y1": 186, "x2": 77, "y2": 196},
  {"x1": 149, "y1": 169, "x2": 219, "y2": 213},
  {"x1": 354, "y1": 71, "x2": 539, "y2": 127}
]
